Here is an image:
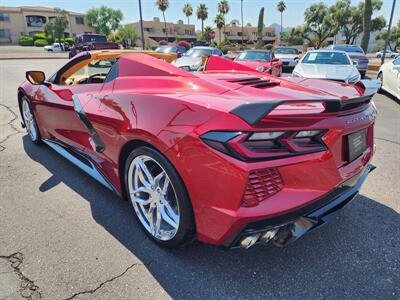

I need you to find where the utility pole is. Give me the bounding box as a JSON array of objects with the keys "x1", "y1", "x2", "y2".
[
  {"x1": 381, "y1": 0, "x2": 396, "y2": 65},
  {"x1": 138, "y1": 0, "x2": 145, "y2": 50},
  {"x1": 241, "y1": 0, "x2": 244, "y2": 45}
]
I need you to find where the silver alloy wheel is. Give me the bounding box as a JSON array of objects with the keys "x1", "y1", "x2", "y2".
[
  {"x1": 128, "y1": 155, "x2": 180, "y2": 241},
  {"x1": 22, "y1": 98, "x2": 38, "y2": 141}
]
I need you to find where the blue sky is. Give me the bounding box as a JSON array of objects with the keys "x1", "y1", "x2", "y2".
[{"x1": 2, "y1": 0, "x2": 398, "y2": 31}]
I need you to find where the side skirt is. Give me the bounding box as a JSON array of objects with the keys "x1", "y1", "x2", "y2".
[{"x1": 42, "y1": 139, "x2": 116, "y2": 193}]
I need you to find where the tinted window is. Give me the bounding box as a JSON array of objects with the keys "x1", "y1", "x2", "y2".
[
  {"x1": 185, "y1": 48, "x2": 213, "y2": 57},
  {"x1": 155, "y1": 46, "x2": 177, "y2": 53},
  {"x1": 333, "y1": 45, "x2": 364, "y2": 54},
  {"x1": 274, "y1": 48, "x2": 299, "y2": 54},
  {"x1": 302, "y1": 52, "x2": 350, "y2": 65},
  {"x1": 82, "y1": 35, "x2": 107, "y2": 43},
  {"x1": 236, "y1": 51, "x2": 271, "y2": 62}
]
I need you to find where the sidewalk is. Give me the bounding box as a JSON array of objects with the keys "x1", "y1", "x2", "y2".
[{"x1": 0, "y1": 45, "x2": 68, "y2": 60}]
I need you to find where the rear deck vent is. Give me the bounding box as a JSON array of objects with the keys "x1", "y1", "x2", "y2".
[{"x1": 224, "y1": 77, "x2": 280, "y2": 89}]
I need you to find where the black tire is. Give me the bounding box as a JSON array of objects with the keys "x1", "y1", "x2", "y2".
[
  {"x1": 124, "y1": 146, "x2": 195, "y2": 248},
  {"x1": 21, "y1": 96, "x2": 42, "y2": 145},
  {"x1": 377, "y1": 72, "x2": 383, "y2": 92}
]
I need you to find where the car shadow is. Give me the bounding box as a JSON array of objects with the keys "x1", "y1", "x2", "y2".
[{"x1": 23, "y1": 136, "x2": 400, "y2": 299}]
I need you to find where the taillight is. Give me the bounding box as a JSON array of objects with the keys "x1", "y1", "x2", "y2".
[{"x1": 201, "y1": 130, "x2": 327, "y2": 161}]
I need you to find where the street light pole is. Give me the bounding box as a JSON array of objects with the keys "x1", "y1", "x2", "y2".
[
  {"x1": 241, "y1": 0, "x2": 244, "y2": 45},
  {"x1": 138, "y1": 0, "x2": 145, "y2": 50},
  {"x1": 381, "y1": 0, "x2": 397, "y2": 65}
]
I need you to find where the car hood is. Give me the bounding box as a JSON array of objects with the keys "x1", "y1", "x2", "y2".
[
  {"x1": 274, "y1": 54, "x2": 299, "y2": 59},
  {"x1": 295, "y1": 64, "x2": 357, "y2": 80},
  {"x1": 172, "y1": 56, "x2": 202, "y2": 68}
]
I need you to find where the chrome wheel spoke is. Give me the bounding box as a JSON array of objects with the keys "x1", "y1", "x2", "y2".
[
  {"x1": 128, "y1": 154, "x2": 180, "y2": 241},
  {"x1": 159, "y1": 202, "x2": 179, "y2": 229}
]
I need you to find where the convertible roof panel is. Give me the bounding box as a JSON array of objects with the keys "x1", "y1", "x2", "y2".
[{"x1": 118, "y1": 54, "x2": 195, "y2": 78}]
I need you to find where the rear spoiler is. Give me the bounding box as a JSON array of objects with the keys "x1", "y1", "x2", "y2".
[
  {"x1": 231, "y1": 79, "x2": 380, "y2": 125},
  {"x1": 230, "y1": 94, "x2": 374, "y2": 125}
]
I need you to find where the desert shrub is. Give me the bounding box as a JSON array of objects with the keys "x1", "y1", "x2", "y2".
[
  {"x1": 19, "y1": 36, "x2": 34, "y2": 46},
  {"x1": 34, "y1": 39, "x2": 48, "y2": 47},
  {"x1": 64, "y1": 38, "x2": 74, "y2": 45},
  {"x1": 264, "y1": 44, "x2": 273, "y2": 50}
]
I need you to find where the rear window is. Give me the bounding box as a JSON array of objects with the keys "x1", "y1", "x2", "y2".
[
  {"x1": 185, "y1": 48, "x2": 213, "y2": 57},
  {"x1": 302, "y1": 52, "x2": 350, "y2": 65},
  {"x1": 236, "y1": 51, "x2": 271, "y2": 62},
  {"x1": 333, "y1": 45, "x2": 364, "y2": 54},
  {"x1": 82, "y1": 35, "x2": 107, "y2": 43},
  {"x1": 274, "y1": 48, "x2": 299, "y2": 54}
]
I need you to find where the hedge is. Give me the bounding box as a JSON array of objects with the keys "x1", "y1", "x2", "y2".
[
  {"x1": 19, "y1": 36, "x2": 34, "y2": 46},
  {"x1": 34, "y1": 39, "x2": 48, "y2": 47},
  {"x1": 64, "y1": 38, "x2": 74, "y2": 45}
]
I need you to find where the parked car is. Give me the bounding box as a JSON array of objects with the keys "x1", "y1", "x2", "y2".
[
  {"x1": 293, "y1": 50, "x2": 361, "y2": 84},
  {"x1": 68, "y1": 33, "x2": 119, "y2": 59},
  {"x1": 375, "y1": 50, "x2": 398, "y2": 58},
  {"x1": 377, "y1": 56, "x2": 400, "y2": 100},
  {"x1": 234, "y1": 50, "x2": 282, "y2": 76},
  {"x1": 274, "y1": 47, "x2": 301, "y2": 68},
  {"x1": 172, "y1": 46, "x2": 222, "y2": 71},
  {"x1": 19, "y1": 51, "x2": 378, "y2": 249},
  {"x1": 326, "y1": 45, "x2": 368, "y2": 78},
  {"x1": 155, "y1": 45, "x2": 186, "y2": 57},
  {"x1": 44, "y1": 43, "x2": 67, "y2": 52}
]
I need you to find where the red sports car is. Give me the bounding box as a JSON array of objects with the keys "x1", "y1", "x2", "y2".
[
  {"x1": 234, "y1": 50, "x2": 282, "y2": 76},
  {"x1": 19, "y1": 50, "x2": 377, "y2": 249}
]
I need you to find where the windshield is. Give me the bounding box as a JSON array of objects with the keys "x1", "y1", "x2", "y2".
[
  {"x1": 302, "y1": 52, "x2": 350, "y2": 65},
  {"x1": 82, "y1": 35, "x2": 107, "y2": 43},
  {"x1": 274, "y1": 48, "x2": 299, "y2": 54},
  {"x1": 155, "y1": 46, "x2": 176, "y2": 53},
  {"x1": 185, "y1": 48, "x2": 213, "y2": 57},
  {"x1": 235, "y1": 51, "x2": 271, "y2": 62},
  {"x1": 333, "y1": 45, "x2": 364, "y2": 53}
]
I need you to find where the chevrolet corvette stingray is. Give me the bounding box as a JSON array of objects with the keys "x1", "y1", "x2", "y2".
[{"x1": 18, "y1": 50, "x2": 378, "y2": 249}]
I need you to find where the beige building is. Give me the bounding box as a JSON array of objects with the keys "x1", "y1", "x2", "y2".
[
  {"x1": 214, "y1": 20, "x2": 277, "y2": 44},
  {"x1": 131, "y1": 17, "x2": 196, "y2": 43},
  {"x1": 0, "y1": 6, "x2": 93, "y2": 44}
]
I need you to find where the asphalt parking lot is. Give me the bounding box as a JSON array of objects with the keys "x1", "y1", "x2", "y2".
[{"x1": 0, "y1": 59, "x2": 399, "y2": 300}]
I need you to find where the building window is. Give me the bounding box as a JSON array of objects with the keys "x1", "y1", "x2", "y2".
[
  {"x1": 26, "y1": 15, "x2": 46, "y2": 27},
  {"x1": 0, "y1": 29, "x2": 11, "y2": 37},
  {"x1": 0, "y1": 13, "x2": 10, "y2": 21},
  {"x1": 184, "y1": 30, "x2": 192, "y2": 35},
  {"x1": 75, "y1": 16, "x2": 84, "y2": 25}
]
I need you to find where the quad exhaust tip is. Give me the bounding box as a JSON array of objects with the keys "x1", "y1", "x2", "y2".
[{"x1": 240, "y1": 229, "x2": 279, "y2": 249}]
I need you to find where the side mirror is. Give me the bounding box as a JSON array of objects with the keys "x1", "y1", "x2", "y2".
[
  {"x1": 352, "y1": 61, "x2": 358, "y2": 66},
  {"x1": 26, "y1": 71, "x2": 46, "y2": 85},
  {"x1": 298, "y1": 51, "x2": 302, "y2": 54}
]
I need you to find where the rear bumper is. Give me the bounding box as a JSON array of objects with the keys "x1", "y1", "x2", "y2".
[{"x1": 225, "y1": 163, "x2": 375, "y2": 248}]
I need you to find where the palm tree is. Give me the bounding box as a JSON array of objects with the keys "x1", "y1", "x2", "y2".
[
  {"x1": 276, "y1": 1, "x2": 286, "y2": 37},
  {"x1": 214, "y1": 14, "x2": 225, "y2": 45},
  {"x1": 217, "y1": 0, "x2": 230, "y2": 39},
  {"x1": 361, "y1": 0, "x2": 372, "y2": 53},
  {"x1": 196, "y1": 4, "x2": 208, "y2": 35},
  {"x1": 204, "y1": 26, "x2": 213, "y2": 42},
  {"x1": 182, "y1": 3, "x2": 193, "y2": 25},
  {"x1": 256, "y1": 7, "x2": 264, "y2": 48},
  {"x1": 155, "y1": 0, "x2": 169, "y2": 41}
]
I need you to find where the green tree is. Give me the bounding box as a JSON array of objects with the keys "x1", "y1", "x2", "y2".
[
  {"x1": 286, "y1": 26, "x2": 305, "y2": 45},
  {"x1": 183, "y1": 3, "x2": 193, "y2": 25},
  {"x1": 155, "y1": 0, "x2": 169, "y2": 40},
  {"x1": 117, "y1": 24, "x2": 138, "y2": 48},
  {"x1": 256, "y1": 7, "x2": 264, "y2": 48},
  {"x1": 202, "y1": 26, "x2": 213, "y2": 42},
  {"x1": 331, "y1": 0, "x2": 385, "y2": 45},
  {"x1": 86, "y1": 6, "x2": 123, "y2": 35},
  {"x1": 361, "y1": 0, "x2": 372, "y2": 52},
  {"x1": 44, "y1": 8, "x2": 68, "y2": 41},
  {"x1": 196, "y1": 4, "x2": 208, "y2": 35},
  {"x1": 214, "y1": 14, "x2": 225, "y2": 45},
  {"x1": 217, "y1": 0, "x2": 230, "y2": 39},
  {"x1": 376, "y1": 19, "x2": 400, "y2": 51},
  {"x1": 303, "y1": 2, "x2": 338, "y2": 49},
  {"x1": 276, "y1": 1, "x2": 287, "y2": 36}
]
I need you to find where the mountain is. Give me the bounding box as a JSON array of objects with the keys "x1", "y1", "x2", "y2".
[{"x1": 269, "y1": 23, "x2": 292, "y2": 35}]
